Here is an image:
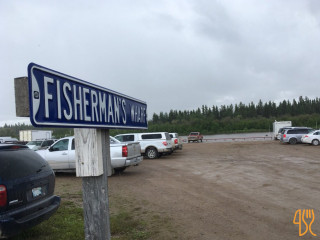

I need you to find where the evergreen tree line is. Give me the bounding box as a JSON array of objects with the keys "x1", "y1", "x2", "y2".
[
  {"x1": 1, "y1": 96, "x2": 320, "y2": 138},
  {"x1": 148, "y1": 96, "x2": 320, "y2": 135},
  {"x1": 152, "y1": 96, "x2": 320, "y2": 123}
]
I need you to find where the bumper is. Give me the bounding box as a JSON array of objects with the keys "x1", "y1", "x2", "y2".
[
  {"x1": 301, "y1": 138, "x2": 312, "y2": 144},
  {"x1": 0, "y1": 195, "x2": 61, "y2": 238},
  {"x1": 174, "y1": 144, "x2": 183, "y2": 150},
  {"x1": 125, "y1": 156, "x2": 143, "y2": 166},
  {"x1": 158, "y1": 148, "x2": 173, "y2": 153}
]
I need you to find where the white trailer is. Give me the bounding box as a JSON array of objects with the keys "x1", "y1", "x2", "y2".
[
  {"x1": 19, "y1": 130, "x2": 53, "y2": 142},
  {"x1": 273, "y1": 121, "x2": 292, "y2": 140}
]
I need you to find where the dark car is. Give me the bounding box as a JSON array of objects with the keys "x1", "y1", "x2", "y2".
[{"x1": 0, "y1": 144, "x2": 60, "y2": 238}]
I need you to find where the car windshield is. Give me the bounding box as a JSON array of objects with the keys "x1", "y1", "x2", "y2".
[
  {"x1": 190, "y1": 132, "x2": 198, "y2": 135},
  {"x1": 27, "y1": 141, "x2": 42, "y2": 146}
]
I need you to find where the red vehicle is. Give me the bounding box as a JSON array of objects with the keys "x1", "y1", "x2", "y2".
[{"x1": 187, "y1": 132, "x2": 203, "y2": 143}]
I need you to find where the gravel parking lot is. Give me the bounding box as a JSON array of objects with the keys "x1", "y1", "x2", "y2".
[{"x1": 56, "y1": 141, "x2": 320, "y2": 240}]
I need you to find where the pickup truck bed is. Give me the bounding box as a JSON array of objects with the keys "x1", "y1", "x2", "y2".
[{"x1": 36, "y1": 136, "x2": 143, "y2": 174}]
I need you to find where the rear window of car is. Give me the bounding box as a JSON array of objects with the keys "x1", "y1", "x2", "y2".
[
  {"x1": 141, "y1": 134, "x2": 162, "y2": 140},
  {"x1": 165, "y1": 133, "x2": 171, "y2": 140},
  {"x1": 287, "y1": 128, "x2": 313, "y2": 134},
  {"x1": 42, "y1": 140, "x2": 54, "y2": 147},
  {"x1": 0, "y1": 148, "x2": 51, "y2": 181},
  {"x1": 115, "y1": 135, "x2": 134, "y2": 142},
  {"x1": 27, "y1": 141, "x2": 42, "y2": 146}
]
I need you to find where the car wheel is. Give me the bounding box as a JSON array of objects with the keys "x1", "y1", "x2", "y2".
[
  {"x1": 114, "y1": 167, "x2": 126, "y2": 174},
  {"x1": 146, "y1": 147, "x2": 158, "y2": 159},
  {"x1": 289, "y1": 138, "x2": 297, "y2": 145},
  {"x1": 312, "y1": 139, "x2": 319, "y2": 146}
]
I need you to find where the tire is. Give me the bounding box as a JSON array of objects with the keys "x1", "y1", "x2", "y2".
[
  {"x1": 312, "y1": 139, "x2": 319, "y2": 146},
  {"x1": 114, "y1": 167, "x2": 126, "y2": 174},
  {"x1": 289, "y1": 138, "x2": 297, "y2": 145},
  {"x1": 146, "y1": 147, "x2": 158, "y2": 159}
]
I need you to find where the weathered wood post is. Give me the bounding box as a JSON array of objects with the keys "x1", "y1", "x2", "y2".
[
  {"x1": 15, "y1": 63, "x2": 148, "y2": 240},
  {"x1": 75, "y1": 128, "x2": 111, "y2": 239}
]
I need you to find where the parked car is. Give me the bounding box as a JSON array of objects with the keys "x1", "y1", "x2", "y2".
[
  {"x1": 0, "y1": 144, "x2": 60, "y2": 238},
  {"x1": 169, "y1": 133, "x2": 183, "y2": 150},
  {"x1": 26, "y1": 139, "x2": 56, "y2": 151},
  {"x1": 114, "y1": 132, "x2": 173, "y2": 159},
  {"x1": 36, "y1": 136, "x2": 143, "y2": 174},
  {"x1": 301, "y1": 130, "x2": 320, "y2": 146},
  {"x1": 0, "y1": 137, "x2": 18, "y2": 143},
  {"x1": 276, "y1": 127, "x2": 293, "y2": 140},
  {"x1": 188, "y1": 132, "x2": 203, "y2": 143},
  {"x1": 280, "y1": 127, "x2": 314, "y2": 144}
]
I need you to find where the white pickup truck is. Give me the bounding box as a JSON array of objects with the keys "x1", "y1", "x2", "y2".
[
  {"x1": 36, "y1": 136, "x2": 142, "y2": 174},
  {"x1": 114, "y1": 132, "x2": 173, "y2": 159}
]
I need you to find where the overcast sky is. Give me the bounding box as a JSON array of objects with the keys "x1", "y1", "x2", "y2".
[{"x1": 1, "y1": 0, "x2": 320, "y2": 127}]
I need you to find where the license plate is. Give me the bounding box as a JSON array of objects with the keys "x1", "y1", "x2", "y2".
[{"x1": 32, "y1": 187, "x2": 42, "y2": 198}]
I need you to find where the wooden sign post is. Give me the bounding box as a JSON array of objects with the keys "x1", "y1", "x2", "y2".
[
  {"x1": 75, "y1": 128, "x2": 111, "y2": 239},
  {"x1": 14, "y1": 63, "x2": 148, "y2": 240}
]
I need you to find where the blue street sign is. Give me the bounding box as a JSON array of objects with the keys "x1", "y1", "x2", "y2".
[{"x1": 28, "y1": 63, "x2": 148, "y2": 129}]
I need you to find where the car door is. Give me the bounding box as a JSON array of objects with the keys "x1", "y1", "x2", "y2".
[
  {"x1": 313, "y1": 131, "x2": 320, "y2": 141},
  {"x1": 68, "y1": 138, "x2": 76, "y2": 169},
  {"x1": 46, "y1": 138, "x2": 70, "y2": 169}
]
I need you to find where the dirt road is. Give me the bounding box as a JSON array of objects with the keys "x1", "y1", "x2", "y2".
[{"x1": 56, "y1": 141, "x2": 320, "y2": 240}]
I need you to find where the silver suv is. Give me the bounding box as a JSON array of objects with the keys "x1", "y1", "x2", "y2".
[
  {"x1": 115, "y1": 132, "x2": 173, "y2": 159},
  {"x1": 280, "y1": 127, "x2": 314, "y2": 144}
]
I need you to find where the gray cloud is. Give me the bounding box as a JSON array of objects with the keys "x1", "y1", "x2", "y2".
[{"x1": 1, "y1": 0, "x2": 320, "y2": 126}]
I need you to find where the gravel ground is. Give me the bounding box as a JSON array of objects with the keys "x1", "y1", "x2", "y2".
[{"x1": 55, "y1": 141, "x2": 320, "y2": 240}]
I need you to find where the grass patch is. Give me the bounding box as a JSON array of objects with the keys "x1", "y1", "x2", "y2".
[
  {"x1": 12, "y1": 200, "x2": 84, "y2": 240},
  {"x1": 110, "y1": 211, "x2": 150, "y2": 240},
  {"x1": 11, "y1": 198, "x2": 174, "y2": 240},
  {"x1": 12, "y1": 189, "x2": 178, "y2": 239}
]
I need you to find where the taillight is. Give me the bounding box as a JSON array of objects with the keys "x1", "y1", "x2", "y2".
[
  {"x1": 174, "y1": 139, "x2": 178, "y2": 144},
  {"x1": 122, "y1": 146, "x2": 128, "y2": 157},
  {"x1": 162, "y1": 141, "x2": 168, "y2": 146},
  {"x1": 283, "y1": 134, "x2": 286, "y2": 138},
  {"x1": 0, "y1": 185, "x2": 7, "y2": 207}
]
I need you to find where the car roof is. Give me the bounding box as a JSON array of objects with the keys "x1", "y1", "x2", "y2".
[{"x1": 283, "y1": 127, "x2": 313, "y2": 132}]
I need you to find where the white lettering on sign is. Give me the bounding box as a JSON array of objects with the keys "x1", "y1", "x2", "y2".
[
  {"x1": 91, "y1": 90, "x2": 99, "y2": 122},
  {"x1": 131, "y1": 105, "x2": 146, "y2": 123},
  {"x1": 44, "y1": 77, "x2": 54, "y2": 118},
  {"x1": 42, "y1": 78, "x2": 136, "y2": 125},
  {"x1": 122, "y1": 99, "x2": 126, "y2": 124},
  {"x1": 63, "y1": 82, "x2": 73, "y2": 120}
]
